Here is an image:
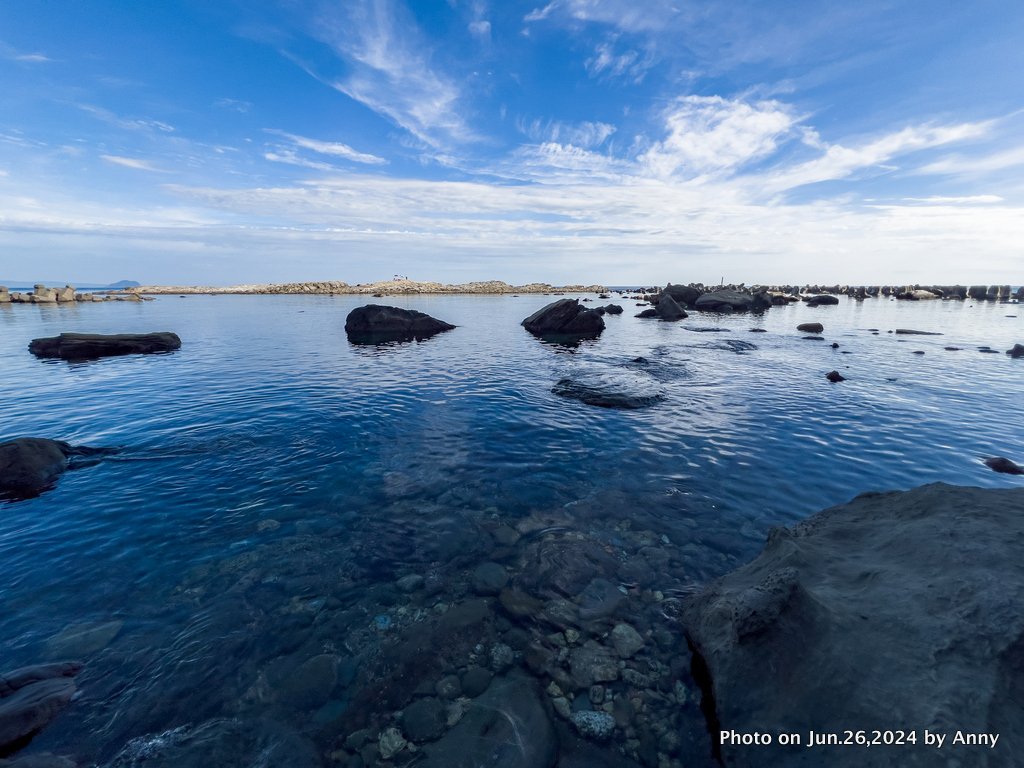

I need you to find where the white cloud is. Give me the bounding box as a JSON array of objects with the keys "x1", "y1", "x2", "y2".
[
  {"x1": 585, "y1": 39, "x2": 655, "y2": 83},
  {"x1": 214, "y1": 98, "x2": 253, "y2": 113},
  {"x1": 468, "y1": 20, "x2": 491, "y2": 38},
  {"x1": 640, "y1": 96, "x2": 799, "y2": 179},
  {"x1": 898, "y1": 195, "x2": 1004, "y2": 205},
  {"x1": 762, "y1": 121, "x2": 992, "y2": 193},
  {"x1": 14, "y1": 53, "x2": 52, "y2": 63},
  {"x1": 266, "y1": 130, "x2": 387, "y2": 165},
  {"x1": 518, "y1": 118, "x2": 616, "y2": 149},
  {"x1": 914, "y1": 145, "x2": 1024, "y2": 176},
  {"x1": 308, "y1": 0, "x2": 473, "y2": 148},
  {"x1": 79, "y1": 104, "x2": 175, "y2": 133},
  {"x1": 264, "y1": 150, "x2": 335, "y2": 171},
  {"x1": 524, "y1": 2, "x2": 558, "y2": 22},
  {"x1": 101, "y1": 155, "x2": 166, "y2": 172}
]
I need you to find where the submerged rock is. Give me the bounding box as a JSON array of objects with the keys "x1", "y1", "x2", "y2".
[
  {"x1": 825, "y1": 370, "x2": 845, "y2": 383},
  {"x1": 895, "y1": 329, "x2": 943, "y2": 335},
  {"x1": 417, "y1": 673, "x2": 555, "y2": 768},
  {"x1": 521, "y1": 299, "x2": 604, "y2": 340},
  {"x1": 0, "y1": 438, "x2": 113, "y2": 501},
  {"x1": 28, "y1": 332, "x2": 181, "y2": 360},
  {"x1": 344, "y1": 305, "x2": 455, "y2": 343},
  {"x1": 0, "y1": 662, "x2": 82, "y2": 754},
  {"x1": 683, "y1": 483, "x2": 1024, "y2": 767},
  {"x1": 984, "y1": 456, "x2": 1024, "y2": 475},
  {"x1": 552, "y1": 369, "x2": 664, "y2": 409}
]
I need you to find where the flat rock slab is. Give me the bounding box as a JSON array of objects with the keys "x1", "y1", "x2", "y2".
[
  {"x1": 344, "y1": 305, "x2": 455, "y2": 344},
  {"x1": 682, "y1": 483, "x2": 1024, "y2": 767},
  {"x1": 0, "y1": 662, "x2": 82, "y2": 753},
  {"x1": 29, "y1": 333, "x2": 181, "y2": 360}
]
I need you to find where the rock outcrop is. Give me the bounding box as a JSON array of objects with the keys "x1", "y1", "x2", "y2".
[
  {"x1": 805, "y1": 294, "x2": 839, "y2": 307},
  {"x1": 0, "y1": 662, "x2": 82, "y2": 755},
  {"x1": 344, "y1": 305, "x2": 455, "y2": 344},
  {"x1": 0, "y1": 438, "x2": 114, "y2": 500},
  {"x1": 682, "y1": 483, "x2": 1024, "y2": 767},
  {"x1": 1007, "y1": 344, "x2": 1024, "y2": 358},
  {"x1": 797, "y1": 323, "x2": 823, "y2": 334},
  {"x1": 654, "y1": 294, "x2": 687, "y2": 320},
  {"x1": 522, "y1": 299, "x2": 604, "y2": 340},
  {"x1": 694, "y1": 290, "x2": 770, "y2": 313},
  {"x1": 28, "y1": 333, "x2": 181, "y2": 360}
]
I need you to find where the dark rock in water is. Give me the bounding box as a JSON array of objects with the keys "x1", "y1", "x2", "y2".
[
  {"x1": 0, "y1": 438, "x2": 114, "y2": 500},
  {"x1": 662, "y1": 283, "x2": 701, "y2": 307},
  {"x1": 797, "y1": 323, "x2": 823, "y2": 334},
  {"x1": 825, "y1": 370, "x2": 845, "y2": 383},
  {"x1": 29, "y1": 332, "x2": 181, "y2": 360},
  {"x1": 805, "y1": 294, "x2": 839, "y2": 306},
  {"x1": 576, "y1": 578, "x2": 625, "y2": 621},
  {"x1": 522, "y1": 299, "x2": 604, "y2": 340},
  {"x1": 459, "y1": 667, "x2": 493, "y2": 698},
  {"x1": 802, "y1": 335, "x2": 824, "y2": 341},
  {"x1": 0, "y1": 662, "x2": 82, "y2": 754},
  {"x1": 979, "y1": 347, "x2": 1000, "y2": 354},
  {"x1": 895, "y1": 329, "x2": 942, "y2": 335},
  {"x1": 472, "y1": 562, "x2": 509, "y2": 595},
  {"x1": 682, "y1": 483, "x2": 1024, "y2": 768},
  {"x1": 634, "y1": 309, "x2": 659, "y2": 319},
  {"x1": 655, "y1": 294, "x2": 687, "y2": 320},
  {"x1": 104, "y1": 717, "x2": 322, "y2": 767},
  {"x1": 984, "y1": 456, "x2": 1024, "y2": 475},
  {"x1": 830, "y1": 342, "x2": 839, "y2": 349},
  {"x1": 344, "y1": 305, "x2": 455, "y2": 344},
  {"x1": 552, "y1": 370, "x2": 664, "y2": 409},
  {"x1": 686, "y1": 326, "x2": 728, "y2": 333},
  {"x1": 749, "y1": 328, "x2": 767, "y2": 333},
  {"x1": 569, "y1": 641, "x2": 619, "y2": 688},
  {"x1": 1007, "y1": 343, "x2": 1024, "y2": 358},
  {"x1": 603, "y1": 304, "x2": 623, "y2": 315},
  {"x1": 944, "y1": 347, "x2": 962, "y2": 351},
  {"x1": 402, "y1": 697, "x2": 447, "y2": 742},
  {"x1": 418, "y1": 673, "x2": 556, "y2": 768},
  {"x1": 694, "y1": 290, "x2": 762, "y2": 313}
]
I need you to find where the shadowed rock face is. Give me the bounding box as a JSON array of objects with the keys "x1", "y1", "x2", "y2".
[
  {"x1": 682, "y1": 483, "x2": 1024, "y2": 767},
  {"x1": 0, "y1": 438, "x2": 115, "y2": 501},
  {"x1": 521, "y1": 299, "x2": 604, "y2": 340},
  {"x1": 28, "y1": 333, "x2": 181, "y2": 360},
  {"x1": 344, "y1": 305, "x2": 455, "y2": 344},
  {"x1": 694, "y1": 290, "x2": 770, "y2": 313},
  {"x1": 0, "y1": 662, "x2": 82, "y2": 755}
]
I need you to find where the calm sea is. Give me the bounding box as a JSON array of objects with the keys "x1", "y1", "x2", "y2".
[{"x1": 1, "y1": 293, "x2": 1021, "y2": 766}]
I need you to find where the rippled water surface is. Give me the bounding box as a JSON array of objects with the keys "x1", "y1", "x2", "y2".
[{"x1": 1, "y1": 293, "x2": 1022, "y2": 766}]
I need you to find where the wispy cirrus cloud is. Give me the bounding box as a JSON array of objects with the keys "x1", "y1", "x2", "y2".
[
  {"x1": 101, "y1": 155, "x2": 167, "y2": 172},
  {"x1": 517, "y1": 118, "x2": 616, "y2": 149},
  {"x1": 585, "y1": 38, "x2": 656, "y2": 83},
  {"x1": 78, "y1": 104, "x2": 175, "y2": 133},
  {"x1": 266, "y1": 129, "x2": 386, "y2": 165},
  {"x1": 304, "y1": 0, "x2": 474, "y2": 149}
]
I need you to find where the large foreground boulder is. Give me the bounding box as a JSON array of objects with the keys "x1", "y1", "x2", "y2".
[
  {"x1": 521, "y1": 299, "x2": 604, "y2": 340},
  {"x1": 29, "y1": 333, "x2": 181, "y2": 360},
  {"x1": 0, "y1": 438, "x2": 113, "y2": 500},
  {"x1": 682, "y1": 483, "x2": 1024, "y2": 767},
  {"x1": 0, "y1": 662, "x2": 82, "y2": 754},
  {"x1": 344, "y1": 304, "x2": 455, "y2": 344}
]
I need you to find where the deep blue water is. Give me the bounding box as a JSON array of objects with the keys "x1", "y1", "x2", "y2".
[{"x1": 1, "y1": 293, "x2": 1022, "y2": 766}]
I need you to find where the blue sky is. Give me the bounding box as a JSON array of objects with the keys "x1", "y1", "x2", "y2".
[{"x1": 1, "y1": 0, "x2": 1023, "y2": 285}]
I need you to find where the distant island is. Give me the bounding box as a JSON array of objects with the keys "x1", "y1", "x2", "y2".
[{"x1": 123, "y1": 278, "x2": 608, "y2": 295}]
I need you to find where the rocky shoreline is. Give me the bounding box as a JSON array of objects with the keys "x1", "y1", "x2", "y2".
[{"x1": 119, "y1": 279, "x2": 607, "y2": 296}]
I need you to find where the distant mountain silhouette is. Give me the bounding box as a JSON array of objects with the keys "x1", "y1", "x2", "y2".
[{"x1": 0, "y1": 279, "x2": 140, "y2": 290}]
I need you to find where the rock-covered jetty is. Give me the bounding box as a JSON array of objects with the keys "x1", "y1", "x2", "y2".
[
  {"x1": 121, "y1": 278, "x2": 607, "y2": 296},
  {"x1": 0, "y1": 284, "x2": 143, "y2": 304},
  {"x1": 682, "y1": 483, "x2": 1024, "y2": 767}
]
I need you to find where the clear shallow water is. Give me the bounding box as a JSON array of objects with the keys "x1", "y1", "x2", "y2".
[{"x1": 1, "y1": 293, "x2": 1022, "y2": 766}]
